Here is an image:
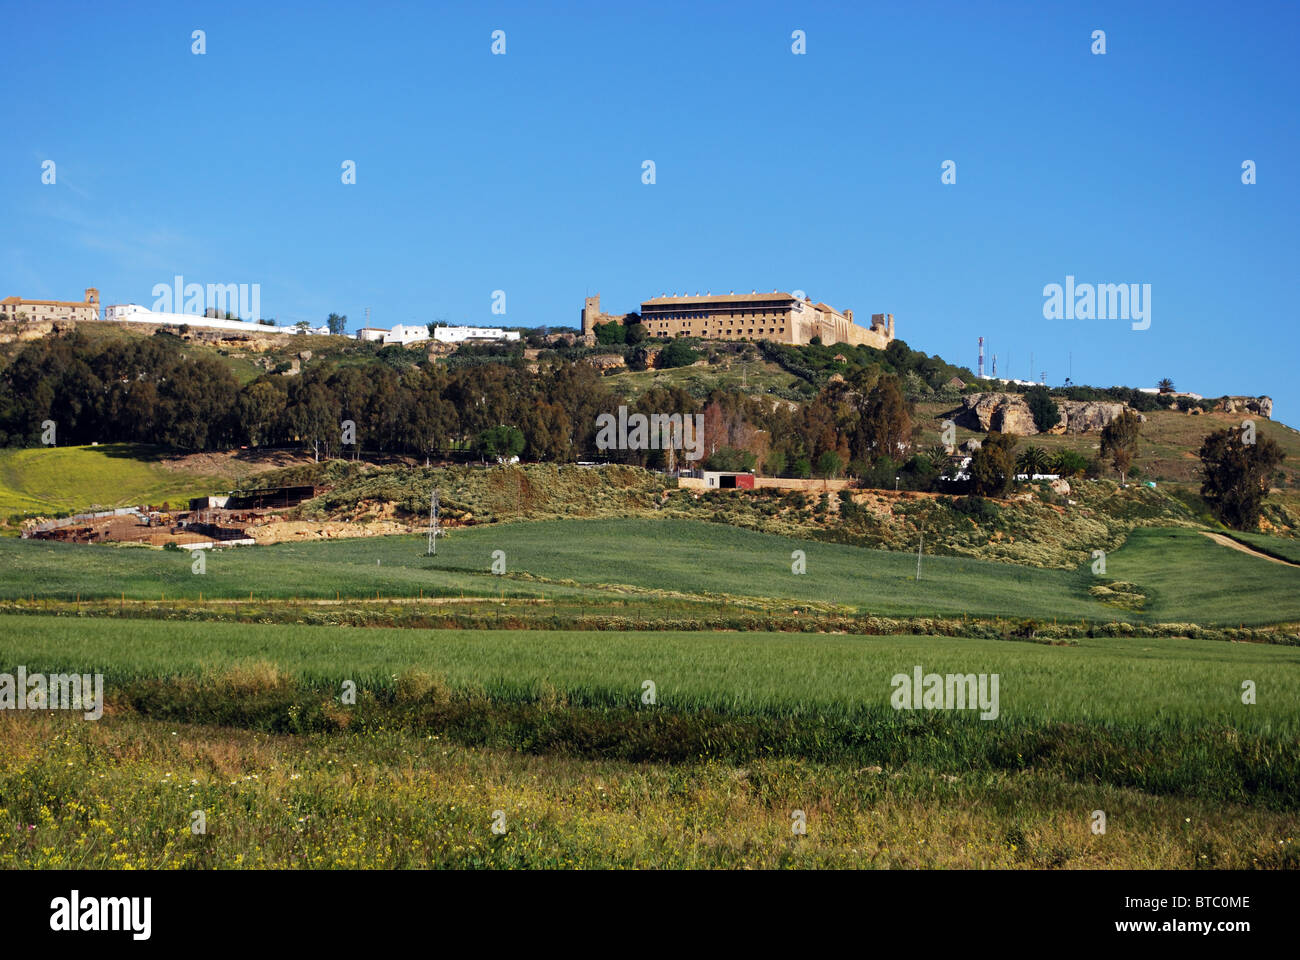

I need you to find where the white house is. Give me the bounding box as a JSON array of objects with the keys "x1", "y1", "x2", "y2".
[
  {"x1": 357, "y1": 324, "x2": 521, "y2": 345},
  {"x1": 430, "y1": 325, "x2": 520, "y2": 344}
]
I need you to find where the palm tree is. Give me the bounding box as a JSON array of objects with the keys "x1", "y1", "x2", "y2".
[
  {"x1": 1157, "y1": 378, "x2": 1175, "y2": 393},
  {"x1": 1016, "y1": 445, "x2": 1050, "y2": 475}
]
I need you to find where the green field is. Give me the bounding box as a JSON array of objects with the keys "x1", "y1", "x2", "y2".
[
  {"x1": 0, "y1": 444, "x2": 224, "y2": 518},
  {"x1": 1228, "y1": 530, "x2": 1300, "y2": 565},
  {"x1": 0, "y1": 614, "x2": 1293, "y2": 732},
  {"x1": 2, "y1": 518, "x2": 1298, "y2": 870},
  {"x1": 1104, "y1": 527, "x2": 1300, "y2": 624},
  {"x1": 4, "y1": 516, "x2": 1299, "y2": 626}
]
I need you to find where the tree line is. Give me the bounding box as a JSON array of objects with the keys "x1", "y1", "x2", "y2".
[{"x1": 0, "y1": 332, "x2": 913, "y2": 473}]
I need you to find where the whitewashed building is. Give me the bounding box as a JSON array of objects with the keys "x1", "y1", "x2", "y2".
[{"x1": 357, "y1": 324, "x2": 521, "y2": 345}]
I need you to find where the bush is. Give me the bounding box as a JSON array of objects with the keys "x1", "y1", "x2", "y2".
[
  {"x1": 657, "y1": 340, "x2": 700, "y2": 369},
  {"x1": 1051, "y1": 449, "x2": 1089, "y2": 478},
  {"x1": 950, "y1": 495, "x2": 1000, "y2": 522},
  {"x1": 857, "y1": 455, "x2": 899, "y2": 491},
  {"x1": 477, "y1": 425, "x2": 525, "y2": 460},
  {"x1": 593, "y1": 322, "x2": 626, "y2": 345}
]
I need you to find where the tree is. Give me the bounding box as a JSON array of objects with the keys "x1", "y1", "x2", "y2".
[
  {"x1": 1199, "y1": 426, "x2": 1285, "y2": 530},
  {"x1": 764, "y1": 449, "x2": 787, "y2": 477},
  {"x1": 593, "y1": 321, "x2": 626, "y2": 346},
  {"x1": 625, "y1": 322, "x2": 648, "y2": 345},
  {"x1": 815, "y1": 450, "x2": 843, "y2": 479},
  {"x1": 1050, "y1": 449, "x2": 1089, "y2": 478},
  {"x1": 477, "y1": 424, "x2": 525, "y2": 461},
  {"x1": 658, "y1": 339, "x2": 699, "y2": 369},
  {"x1": 1100, "y1": 410, "x2": 1142, "y2": 481},
  {"x1": 969, "y1": 432, "x2": 1017, "y2": 497},
  {"x1": 704, "y1": 446, "x2": 756, "y2": 472},
  {"x1": 1024, "y1": 385, "x2": 1060, "y2": 433},
  {"x1": 327, "y1": 313, "x2": 348, "y2": 336},
  {"x1": 854, "y1": 374, "x2": 910, "y2": 462},
  {"x1": 294, "y1": 320, "x2": 310, "y2": 333},
  {"x1": 1016, "y1": 445, "x2": 1050, "y2": 476},
  {"x1": 1156, "y1": 378, "x2": 1175, "y2": 393}
]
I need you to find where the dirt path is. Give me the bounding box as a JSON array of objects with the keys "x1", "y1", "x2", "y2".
[{"x1": 1200, "y1": 531, "x2": 1300, "y2": 567}]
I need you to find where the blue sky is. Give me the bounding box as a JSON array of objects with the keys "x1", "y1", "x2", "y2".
[{"x1": 2, "y1": 1, "x2": 1297, "y2": 418}]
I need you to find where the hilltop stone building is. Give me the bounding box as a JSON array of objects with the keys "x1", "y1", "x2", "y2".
[
  {"x1": 1, "y1": 288, "x2": 99, "y2": 322},
  {"x1": 581, "y1": 291, "x2": 894, "y2": 349}
]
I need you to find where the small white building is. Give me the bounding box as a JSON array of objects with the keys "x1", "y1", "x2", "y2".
[
  {"x1": 357, "y1": 324, "x2": 521, "y2": 346},
  {"x1": 386, "y1": 324, "x2": 431, "y2": 345},
  {"x1": 431, "y1": 325, "x2": 520, "y2": 344}
]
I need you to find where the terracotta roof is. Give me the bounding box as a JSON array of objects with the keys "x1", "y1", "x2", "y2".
[
  {"x1": 2, "y1": 296, "x2": 95, "y2": 307},
  {"x1": 641, "y1": 291, "x2": 797, "y2": 306}
]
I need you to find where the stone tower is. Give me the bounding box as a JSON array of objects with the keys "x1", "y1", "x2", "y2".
[{"x1": 581, "y1": 294, "x2": 601, "y2": 344}]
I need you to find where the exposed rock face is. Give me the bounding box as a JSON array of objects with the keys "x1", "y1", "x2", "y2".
[
  {"x1": 0, "y1": 320, "x2": 70, "y2": 343},
  {"x1": 1058, "y1": 400, "x2": 1137, "y2": 433},
  {"x1": 947, "y1": 393, "x2": 1139, "y2": 436},
  {"x1": 1219, "y1": 396, "x2": 1272, "y2": 418}
]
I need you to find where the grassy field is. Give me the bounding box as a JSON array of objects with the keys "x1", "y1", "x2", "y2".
[
  {"x1": 601, "y1": 358, "x2": 803, "y2": 401},
  {"x1": 3, "y1": 516, "x2": 1299, "y2": 625},
  {"x1": 1103, "y1": 527, "x2": 1300, "y2": 624},
  {"x1": 1228, "y1": 531, "x2": 1300, "y2": 565},
  {"x1": 0, "y1": 614, "x2": 1294, "y2": 731},
  {"x1": 3, "y1": 712, "x2": 1293, "y2": 869},
  {"x1": 0, "y1": 614, "x2": 1296, "y2": 868},
  {"x1": 0, "y1": 444, "x2": 226, "y2": 519}
]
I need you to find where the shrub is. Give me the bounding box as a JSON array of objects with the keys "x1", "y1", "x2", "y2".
[
  {"x1": 951, "y1": 495, "x2": 1000, "y2": 522},
  {"x1": 1024, "y1": 386, "x2": 1060, "y2": 432},
  {"x1": 658, "y1": 340, "x2": 700, "y2": 369}
]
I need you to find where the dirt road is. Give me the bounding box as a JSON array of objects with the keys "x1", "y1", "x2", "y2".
[{"x1": 1200, "y1": 531, "x2": 1300, "y2": 567}]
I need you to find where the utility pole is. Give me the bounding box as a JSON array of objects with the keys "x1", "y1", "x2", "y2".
[
  {"x1": 915, "y1": 519, "x2": 925, "y2": 581},
  {"x1": 427, "y1": 486, "x2": 439, "y2": 555}
]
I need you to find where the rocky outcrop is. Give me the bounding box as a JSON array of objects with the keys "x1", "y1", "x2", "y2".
[
  {"x1": 0, "y1": 319, "x2": 73, "y2": 343},
  {"x1": 1219, "y1": 396, "x2": 1272, "y2": 418},
  {"x1": 953, "y1": 393, "x2": 1037, "y2": 435},
  {"x1": 1057, "y1": 400, "x2": 1137, "y2": 433},
  {"x1": 946, "y1": 393, "x2": 1140, "y2": 436}
]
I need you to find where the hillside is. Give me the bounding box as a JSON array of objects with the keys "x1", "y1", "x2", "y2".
[
  {"x1": 232, "y1": 460, "x2": 1207, "y2": 570},
  {"x1": 0, "y1": 443, "x2": 312, "y2": 522}
]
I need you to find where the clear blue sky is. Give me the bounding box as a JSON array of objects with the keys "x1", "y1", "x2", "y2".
[{"x1": 2, "y1": 1, "x2": 1297, "y2": 419}]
